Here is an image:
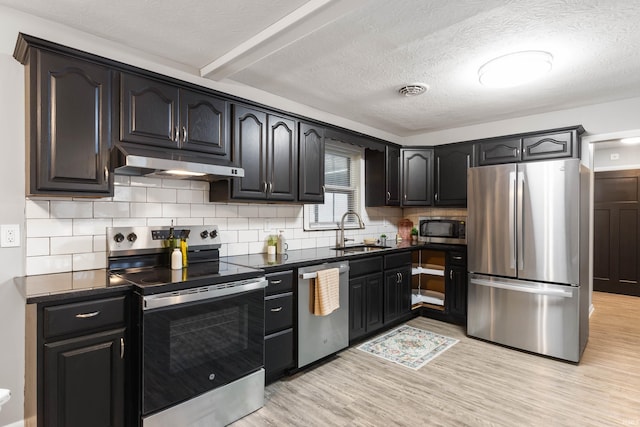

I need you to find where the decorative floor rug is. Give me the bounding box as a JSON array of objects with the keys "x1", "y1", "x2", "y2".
[{"x1": 357, "y1": 325, "x2": 458, "y2": 370}]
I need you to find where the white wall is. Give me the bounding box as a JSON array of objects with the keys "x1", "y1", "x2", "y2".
[{"x1": 593, "y1": 144, "x2": 640, "y2": 171}]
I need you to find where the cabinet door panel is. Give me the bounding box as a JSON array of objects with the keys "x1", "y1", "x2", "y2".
[
  {"x1": 386, "y1": 146, "x2": 401, "y2": 205},
  {"x1": 522, "y1": 131, "x2": 573, "y2": 161},
  {"x1": 402, "y1": 149, "x2": 433, "y2": 206},
  {"x1": 180, "y1": 89, "x2": 229, "y2": 157},
  {"x1": 477, "y1": 138, "x2": 522, "y2": 165},
  {"x1": 34, "y1": 51, "x2": 111, "y2": 195},
  {"x1": 435, "y1": 143, "x2": 472, "y2": 206},
  {"x1": 44, "y1": 328, "x2": 125, "y2": 427},
  {"x1": 268, "y1": 115, "x2": 297, "y2": 201},
  {"x1": 298, "y1": 122, "x2": 325, "y2": 202},
  {"x1": 121, "y1": 73, "x2": 179, "y2": 148},
  {"x1": 232, "y1": 106, "x2": 267, "y2": 199},
  {"x1": 384, "y1": 270, "x2": 401, "y2": 324},
  {"x1": 349, "y1": 278, "x2": 366, "y2": 341},
  {"x1": 365, "y1": 274, "x2": 384, "y2": 331}
]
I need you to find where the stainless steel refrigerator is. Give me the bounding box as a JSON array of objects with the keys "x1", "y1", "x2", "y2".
[{"x1": 467, "y1": 158, "x2": 589, "y2": 362}]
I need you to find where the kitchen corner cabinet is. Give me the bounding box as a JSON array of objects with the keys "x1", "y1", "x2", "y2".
[
  {"x1": 434, "y1": 143, "x2": 472, "y2": 207},
  {"x1": 401, "y1": 148, "x2": 434, "y2": 206},
  {"x1": 349, "y1": 257, "x2": 384, "y2": 343},
  {"x1": 264, "y1": 270, "x2": 294, "y2": 383},
  {"x1": 383, "y1": 252, "x2": 412, "y2": 325},
  {"x1": 21, "y1": 47, "x2": 112, "y2": 196},
  {"x1": 365, "y1": 146, "x2": 401, "y2": 206},
  {"x1": 120, "y1": 73, "x2": 229, "y2": 157},
  {"x1": 298, "y1": 122, "x2": 325, "y2": 203},
  {"x1": 27, "y1": 294, "x2": 131, "y2": 427},
  {"x1": 227, "y1": 105, "x2": 297, "y2": 201}
]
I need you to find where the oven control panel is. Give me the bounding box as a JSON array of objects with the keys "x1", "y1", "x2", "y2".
[{"x1": 107, "y1": 225, "x2": 221, "y2": 256}]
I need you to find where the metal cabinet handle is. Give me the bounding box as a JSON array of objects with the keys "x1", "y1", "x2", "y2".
[
  {"x1": 75, "y1": 311, "x2": 100, "y2": 319},
  {"x1": 270, "y1": 307, "x2": 283, "y2": 312},
  {"x1": 466, "y1": 154, "x2": 470, "y2": 168},
  {"x1": 436, "y1": 157, "x2": 441, "y2": 201},
  {"x1": 104, "y1": 166, "x2": 109, "y2": 182},
  {"x1": 182, "y1": 126, "x2": 187, "y2": 143},
  {"x1": 263, "y1": 182, "x2": 268, "y2": 193},
  {"x1": 450, "y1": 270, "x2": 453, "y2": 280},
  {"x1": 453, "y1": 256, "x2": 462, "y2": 260},
  {"x1": 322, "y1": 185, "x2": 326, "y2": 195},
  {"x1": 399, "y1": 272, "x2": 403, "y2": 282},
  {"x1": 270, "y1": 279, "x2": 282, "y2": 285},
  {"x1": 120, "y1": 337, "x2": 125, "y2": 359},
  {"x1": 386, "y1": 191, "x2": 391, "y2": 201},
  {"x1": 268, "y1": 182, "x2": 273, "y2": 193},
  {"x1": 174, "y1": 127, "x2": 180, "y2": 142}
]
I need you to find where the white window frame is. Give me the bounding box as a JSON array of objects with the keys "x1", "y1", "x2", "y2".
[{"x1": 303, "y1": 141, "x2": 364, "y2": 231}]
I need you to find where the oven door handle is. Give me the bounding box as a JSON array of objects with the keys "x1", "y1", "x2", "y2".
[{"x1": 143, "y1": 277, "x2": 268, "y2": 310}]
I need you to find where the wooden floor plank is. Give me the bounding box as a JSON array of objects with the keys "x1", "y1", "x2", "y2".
[{"x1": 233, "y1": 291, "x2": 640, "y2": 426}]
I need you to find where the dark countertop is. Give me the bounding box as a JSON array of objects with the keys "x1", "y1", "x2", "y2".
[{"x1": 17, "y1": 242, "x2": 466, "y2": 303}]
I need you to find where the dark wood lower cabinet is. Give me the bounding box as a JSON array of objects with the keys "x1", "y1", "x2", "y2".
[
  {"x1": 264, "y1": 270, "x2": 294, "y2": 382},
  {"x1": 44, "y1": 328, "x2": 125, "y2": 427},
  {"x1": 265, "y1": 329, "x2": 294, "y2": 382},
  {"x1": 349, "y1": 273, "x2": 384, "y2": 342},
  {"x1": 383, "y1": 267, "x2": 411, "y2": 324}
]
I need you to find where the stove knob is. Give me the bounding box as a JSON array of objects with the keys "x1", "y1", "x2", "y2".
[
  {"x1": 209, "y1": 230, "x2": 218, "y2": 239},
  {"x1": 127, "y1": 233, "x2": 137, "y2": 243},
  {"x1": 200, "y1": 230, "x2": 209, "y2": 239},
  {"x1": 114, "y1": 233, "x2": 124, "y2": 243}
]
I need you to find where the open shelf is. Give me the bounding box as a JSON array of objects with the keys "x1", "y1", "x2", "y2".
[{"x1": 411, "y1": 249, "x2": 447, "y2": 312}]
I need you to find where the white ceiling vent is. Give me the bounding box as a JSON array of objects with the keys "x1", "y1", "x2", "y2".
[{"x1": 398, "y1": 83, "x2": 429, "y2": 97}]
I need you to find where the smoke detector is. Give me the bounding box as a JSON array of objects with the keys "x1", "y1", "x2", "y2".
[{"x1": 398, "y1": 83, "x2": 429, "y2": 97}]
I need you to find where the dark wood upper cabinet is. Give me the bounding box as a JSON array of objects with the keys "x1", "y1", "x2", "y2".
[
  {"x1": 298, "y1": 122, "x2": 325, "y2": 203},
  {"x1": 365, "y1": 146, "x2": 401, "y2": 206},
  {"x1": 401, "y1": 148, "x2": 433, "y2": 206},
  {"x1": 224, "y1": 105, "x2": 296, "y2": 202},
  {"x1": 476, "y1": 138, "x2": 522, "y2": 166},
  {"x1": 180, "y1": 89, "x2": 229, "y2": 157},
  {"x1": 522, "y1": 130, "x2": 574, "y2": 161},
  {"x1": 434, "y1": 143, "x2": 472, "y2": 206},
  {"x1": 23, "y1": 49, "x2": 112, "y2": 196}
]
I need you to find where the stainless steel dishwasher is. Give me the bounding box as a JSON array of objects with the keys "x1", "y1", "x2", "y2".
[{"x1": 297, "y1": 261, "x2": 350, "y2": 368}]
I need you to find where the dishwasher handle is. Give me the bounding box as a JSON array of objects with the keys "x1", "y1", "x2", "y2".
[{"x1": 299, "y1": 264, "x2": 349, "y2": 280}]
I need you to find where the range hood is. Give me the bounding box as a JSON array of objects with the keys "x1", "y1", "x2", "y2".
[{"x1": 112, "y1": 143, "x2": 244, "y2": 181}]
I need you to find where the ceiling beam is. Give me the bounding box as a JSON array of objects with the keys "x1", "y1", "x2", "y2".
[{"x1": 200, "y1": 0, "x2": 367, "y2": 80}]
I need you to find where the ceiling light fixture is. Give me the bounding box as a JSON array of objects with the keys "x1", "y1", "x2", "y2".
[
  {"x1": 478, "y1": 51, "x2": 553, "y2": 88},
  {"x1": 398, "y1": 83, "x2": 429, "y2": 97},
  {"x1": 620, "y1": 137, "x2": 640, "y2": 145}
]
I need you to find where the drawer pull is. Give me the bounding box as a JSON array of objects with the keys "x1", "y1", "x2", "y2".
[
  {"x1": 453, "y1": 256, "x2": 463, "y2": 260},
  {"x1": 75, "y1": 311, "x2": 100, "y2": 319},
  {"x1": 120, "y1": 338, "x2": 125, "y2": 359},
  {"x1": 270, "y1": 280, "x2": 282, "y2": 285},
  {"x1": 270, "y1": 307, "x2": 283, "y2": 312}
]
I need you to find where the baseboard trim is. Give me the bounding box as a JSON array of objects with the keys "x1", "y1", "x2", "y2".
[{"x1": 3, "y1": 420, "x2": 25, "y2": 427}]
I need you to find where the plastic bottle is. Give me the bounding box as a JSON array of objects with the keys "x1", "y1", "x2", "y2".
[
  {"x1": 171, "y1": 248, "x2": 182, "y2": 270},
  {"x1": 277, "y1": 230, "x2": 287, "y2": 254}
]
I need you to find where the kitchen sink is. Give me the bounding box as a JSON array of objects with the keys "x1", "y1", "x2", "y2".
[{"x1": 330, "y1": 245, "x2": 391, "y2": 253}]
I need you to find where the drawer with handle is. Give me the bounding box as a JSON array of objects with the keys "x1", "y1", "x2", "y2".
[
  {"x1": 265, "y1": 270, "x2": 293, "y2": 296},
  {"x1": 43, "y1": 295, "x2": 126, "y2": 339},
  {"x1": 265, "y1": 293, "x2": 293, "y2": 335}
]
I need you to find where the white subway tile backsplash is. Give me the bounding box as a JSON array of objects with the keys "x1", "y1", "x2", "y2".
[
  {"x1": 177, "y1": 190, "x2": 205, "y2": 204},
  {"x1": 190, "y1": 181, "x2": 209, "y2": 191},
  {"x1": 73, "y1": 252, "x2": 107, "y2": 271},
  {"x1": 285, "y1": 216, "x2": 303, "y2": 228},
  {"x1": 50, "y1": 201, "x2": 93, "y2": 219},
  {"x1": 146, "y1": 218, "x2": 173, "y2": 226},
  {"x1": 94, "y1": 201, "x2": 130, "y2": 218},
  {"x1": 26, "y1": 238, "x2": 49, "y2": 256},
  {"x1": 316, "y1": 236, "x2": 333, "y2": 247},
  {"x1": 220, "y1": 230, "x2": 238, "y2": 244},
  {"x1": 162, "y1": 203, "x2": 190, "y2": 218},
  {"x1": 227, "y1": 242, "x2": 249, "y2": 256},
  {"x1": 248, "y1": 218, "x2": 264, "y2": 230},
  {"x1": 27, "y1": 218, "x2": 73, "y2": 237},
  {"x1": 25, "y1": 199, "x2": 50, "y2": 219},
  {"x1": 147, "y1": 188, "x2": 177, "y2": 203},
  {"x1": 50, "y1": 236, "x2": 93, "y2": 255},
  {"x1": 248, "y1": 241, "x2": 266, "y2": 254},
  {"x1": 176, "y1": 218, "x2": 203, "y2": 226},
  {"x1": 73, "y1": 219, "x2": 112, "y2": 236},
  {"x1": 238, "y1": 230, "x2": 258, "y2": 242},
  {"x1": 213, "y1": 218, "x2": 228, "y2": 230},
  {"x1": 227, "y1": 218, "x2": 248, "y2": 230},
  {"x1": 114, "y1": 186, "x2": 147, "y2": 202},
  {"x1": 191, "y1": 204, "x2": 215, "y2": 218},
  {"x1": 277, "y1": 206, "x2": 300, "y2": 217},
  {"x1": 130, "y1": 176, "x2": 162, "y2": 187},
  {"x1": 216, "y1": 204, "x2": 238, "y2": 218},
  {"x1": 26, "y1": 255, "x2": 72, "y2": 275},
  {"x1": 258, "y1": 206, "x2": 278, "y2": 218},
  {"x1": 162, "y1": 179, "x2": 192, "y2": 190},
  {"x1": 238, "y1": 205, "x2": 260, "y2": 218},
  {"x1": 113, "y1": 175, "x2": 130, "y2": 186},
  {"x1": 112, "y1": 218, "x2": 147, "y2": 228},
  {"x1": 131, "y1": 203, "x2": 162, "y2": 218},
  {"x1": 93, "y1": 236, "x2": 107, "y2": 252}
]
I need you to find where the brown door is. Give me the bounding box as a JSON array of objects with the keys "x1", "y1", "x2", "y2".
[{"x1": 593, "y1": 169, "x2": 640, "y2": 296}]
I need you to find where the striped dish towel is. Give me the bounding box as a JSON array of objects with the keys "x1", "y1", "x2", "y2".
[{"x1": 313, "y1": 268, "x2": 340, "y2": 316}]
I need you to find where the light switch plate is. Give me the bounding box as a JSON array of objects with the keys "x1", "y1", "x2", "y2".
[{"x1": 1, "y1": 224, "x2": 20, "y2": 247}]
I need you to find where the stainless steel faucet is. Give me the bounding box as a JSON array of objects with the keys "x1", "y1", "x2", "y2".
[{"x1": 338, "y1": 210, "x2": 365, "y2": 248}]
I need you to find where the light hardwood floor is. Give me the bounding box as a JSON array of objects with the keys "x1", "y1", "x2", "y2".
[{"x1": 233, "y1": 291, "x2": 640, "y2": 426}]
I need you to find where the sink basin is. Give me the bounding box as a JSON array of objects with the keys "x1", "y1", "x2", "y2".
[{"x1": 330, "y1": 244, "x2": 391, "y2": 253}]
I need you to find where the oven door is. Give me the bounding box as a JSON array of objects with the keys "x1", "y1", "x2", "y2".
[{"x1": 141, "y1": 282, "x2": 265, "y2": 416}]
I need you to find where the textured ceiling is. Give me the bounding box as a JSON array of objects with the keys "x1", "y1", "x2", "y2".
[{"x1": 2, "y1": 0, "x2": 640, "y2": 137}]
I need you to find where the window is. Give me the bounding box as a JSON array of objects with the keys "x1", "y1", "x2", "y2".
[{"x1": 304, "y1": 141, "x2": 363, "y2": 230}]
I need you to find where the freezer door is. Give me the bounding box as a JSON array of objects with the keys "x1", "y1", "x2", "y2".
[
  {"x1": 467, "y1": 274, "x2": 582, "y2": 362},
  {"x1": 468, "y1": 163, "x2": 517, "y2": 277},
  {"x1": 517, "y1": 159, "x2": 580, "y2": 284}
]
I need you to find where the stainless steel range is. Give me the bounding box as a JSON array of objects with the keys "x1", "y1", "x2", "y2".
[{"x1": 107, "y1": 225, "x2": 267, "y2": 427}]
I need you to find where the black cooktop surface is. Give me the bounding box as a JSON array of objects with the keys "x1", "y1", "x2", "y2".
[{"x1": 110, "y1": 261, "x2": 264, "y2": 295}]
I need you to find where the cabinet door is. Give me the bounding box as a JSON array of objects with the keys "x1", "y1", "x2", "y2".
[
  {"x1": 232, "y1": 105, "x2": 268, "y2": 200},
  {"x1": 435, "y1": 143, "x2": 472, "y2": 206},
  {"x1": 349, "y1": 277, "x2": 366, "y2": 341},
  {"x1": 265, "y1": 328, "x2": 294, "y2": 383},
  {"x1": 44, "y1": 328, "x2": 125, "y2": 427},
  {"x1": 446, "y1": 265, "x2": 468, "y2": 324},
  {"x1": 267, "y1": 114, "x2": 297, "y2": 201},
  {"x1": 120, "y1": 73, "x2": 180, "y2": 148},
  {"x1": 179, "y1": 89, "x2": 229, "y2": 157},
  {"x1": 298, "y1": 122, "x2": 325, "y2": 202},
  {"x1": 386, "y1": 146, "x2": 401, "y2": 205},
  {"x1": 476, "y1": 138, "x2": 522, "y2": 166},
  {"x1": 522, "y1": 131, "x2": 574, "y2": 161},
  {"x1": 402, "y1": 148, "x2": 433, "y2": 206},
  {"x1": 383, "y1": 270, "x2": 402, "y2": 324},
  {"x1": 365, "y1": 274, "x2": 384, "y2": 332},
  {"x1": 398, "y1": 266, "x2": 412, "y2": 315},
  {"x1": 32, "y1": 50, "x2": 111, "y2": 195}
]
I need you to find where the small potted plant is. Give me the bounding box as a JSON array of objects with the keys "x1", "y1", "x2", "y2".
[
  {"x1": 379, "y1": 234, "x2": 387, "y2": 245},
  {"x1": 267, "y1": 235, "x2": 278, "y2": 255},
  {"x1": 411, "y1": 227, "x2": 419, "y2": 243}
]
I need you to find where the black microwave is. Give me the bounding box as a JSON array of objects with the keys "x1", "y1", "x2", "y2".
[{"x1": 418, "y1": 217, "x2": 466, "y2": 244}]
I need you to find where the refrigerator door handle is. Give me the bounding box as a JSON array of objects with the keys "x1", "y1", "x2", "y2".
[
  {"x1": 509, "y1": 171, "x2": 517, "y2": 269},
  {"x1": 517, "y1": 171, "x2": 525, "y2": 271},
  {"x1": 470, "y1": 278, "x2": 574, "y2": 298}
]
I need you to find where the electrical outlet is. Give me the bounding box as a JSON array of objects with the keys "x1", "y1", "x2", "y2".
[
  {"x1": 610, "y1": 153, "x2": 620, "y2": 160},
  {"x1": 1, "y1": 224, "x2": 20, "y2": 248}
]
